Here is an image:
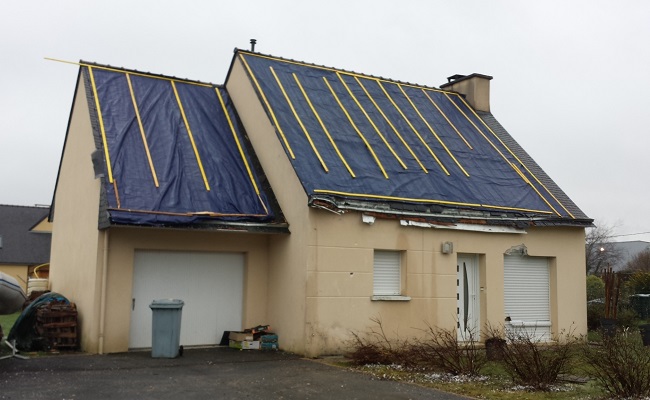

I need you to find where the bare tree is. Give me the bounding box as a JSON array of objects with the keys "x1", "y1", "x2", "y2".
[
  {"x1": 586, "y1": 222, "x2": 622, "y2": 275},
  {"x1": 624, "y1": 250, "x2": 650, "y2": 272}
]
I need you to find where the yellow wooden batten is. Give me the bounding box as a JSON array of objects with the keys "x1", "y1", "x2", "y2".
[
  {"x1": 47, "y1": 57, "x2": 213, "y2": 87},
  {"x1": 171, "y1": 81, "x2": 211, "y2": 191},
  {"x1": 323, "y1": 77, "x2": 389, "y2": 179},
  {"x1": 355, "y1": 76, "x2": 428, "y2": 173},
  {"x1": 125, "y1": 73, "x2": 159, "y2": 188},
  {"x1": 241, "y1": 53, "x2": 451, "y2": 95},
  {"x1": 398, "y1": 85, "x2": 470, "y2": 177},
  {"x1": 376, "y1": 80, "x2": 450, "y2": 175},
  {"x1": 87, "y1": 66, "x2": 114, "y2": 184},
  {"x1": 214, "y1": 88, "x2": 269, "y2": 215},
  {"x1": 448, "y1": 93, "x2": 566, "y2": 218},
  {"x1": 313, "y1": 189, "x2": 553, "y2": 214},
  {"x1": 238, "y1": 54, "x2": 295, "y2": 159},
  {"x1": 293, "y1": 74, "x2": 356, "y2": 178},
  {"x1": 458, "y1": 95, "x2": 575, "y2": 219},
  {"x1": 336, "y1": 73, "x2": 407, "y2": 169},
  {"x1": 270, "y1": 67, "x2": 328, "y2": 172},
  {"x1": 422, "y1": 89, "x2": 473, "y2": 150}
]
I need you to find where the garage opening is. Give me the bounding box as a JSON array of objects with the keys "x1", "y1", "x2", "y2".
[{"x1": 129, "y1": 251, "x2": 244, "y2": 349}]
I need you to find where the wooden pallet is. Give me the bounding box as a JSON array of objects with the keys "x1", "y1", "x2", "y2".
[{"x1": 35, "y1": 302, "x2": 78, "y2": 350}]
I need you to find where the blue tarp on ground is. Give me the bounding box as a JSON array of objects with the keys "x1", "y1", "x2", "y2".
[
  {"x1": 238, "y1": 53, "x2": 573, "y2": 218},
  {"x1": 87, "y1": 67, "x2": 274, "y2": 225}
]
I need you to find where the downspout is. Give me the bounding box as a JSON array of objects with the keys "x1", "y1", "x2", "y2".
[{"x1": 98, "y1": 229, "x2": 109, "y2": 354}]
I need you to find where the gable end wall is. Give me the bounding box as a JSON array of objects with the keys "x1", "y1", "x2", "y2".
[
  {"x1": 49, "y1": 75, "x2": 104, "y2": 352},
  {"x1": 226, "y1": 57, "x2": 313, "y2": 354}
]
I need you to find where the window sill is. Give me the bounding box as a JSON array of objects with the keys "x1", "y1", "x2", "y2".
[{"x1": 371, "y1": 295, "x2": 411, "y2": 301}]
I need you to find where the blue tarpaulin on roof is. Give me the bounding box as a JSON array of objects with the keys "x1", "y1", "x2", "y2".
[
  {"x1": 87, "y1": 67, "x2": 274, "y2": 225},
  {"x1": 238, "y1": 53, "x2": 573, "y2": 218}
]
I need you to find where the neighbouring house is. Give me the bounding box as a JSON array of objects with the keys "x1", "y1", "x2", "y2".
[
  {"x1": 0, "y1": 204, "x2": 52, "y2": 292},
  {"x1": 606, "y1": 241, "x2": 650, "y2": 272},
  {"x1": 49, "y1": 50, "x2": 592, "y2": 356}
]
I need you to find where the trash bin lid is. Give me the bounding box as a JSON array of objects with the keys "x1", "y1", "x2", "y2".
[{"x1": 149, "y1": 299, "x2": 184, "y2": 309}]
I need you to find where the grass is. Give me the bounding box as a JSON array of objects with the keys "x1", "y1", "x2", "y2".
[
  {"x1": 322, "y1": 348, "x2": 605, "y2": 400},
  {"x1": 352, "y1": 361, "x2": 602, "y2": 399},
  {"x1": 0, "y1": 311, "x2": 21, "y2": 355},
  {"x1": 0, "y1": 311, "x2": 20, "y2": 336}
]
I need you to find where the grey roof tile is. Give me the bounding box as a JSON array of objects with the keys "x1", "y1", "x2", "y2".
[{"x1": 0, "y1": 204, "x2": 51, "y2": 265}]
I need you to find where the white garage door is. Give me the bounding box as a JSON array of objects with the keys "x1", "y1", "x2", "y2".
[{"x1": 129, "y1": 251, "x2": 244, "y2": 349}]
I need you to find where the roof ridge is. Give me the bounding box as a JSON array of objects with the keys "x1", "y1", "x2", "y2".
[
  {"x1": 78, "y1": 60, "x2": 220, "y2": 87},
  {"x1": 0, "y1": 204, "x2": 49, "y2": 209},
  {"x1": 235, "y1": 49, "x2": 448, "y2": 92}
]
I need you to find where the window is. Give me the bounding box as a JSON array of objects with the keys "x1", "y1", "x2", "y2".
[
  {"x1": 373, "y1": 250, "x2": 408, "y2": 300},
  {"x1": 504, "y1": 254, "x2": 551, "y2": 340}
]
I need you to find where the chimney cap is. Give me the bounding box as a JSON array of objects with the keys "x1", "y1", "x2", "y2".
[{"x1": 440, "y1": 73, "x2": 493, "y2": 89}]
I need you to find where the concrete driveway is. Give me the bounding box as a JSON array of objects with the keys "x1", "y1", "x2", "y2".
[{"x1": 0, "y1": 347, "x2": 472, "y2": 399}]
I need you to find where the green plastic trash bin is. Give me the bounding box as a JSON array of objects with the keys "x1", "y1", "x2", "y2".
[{"x1": 149, "y1": 299, "x2": 184, "y2": 358}]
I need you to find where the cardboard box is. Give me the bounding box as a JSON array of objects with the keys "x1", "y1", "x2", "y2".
[
  {"x1": 229, "y1": 331, "x2": 254, "y2": 341},
  {"x1": 229, "y1": 340, "x2": 260, "y2": 350}
]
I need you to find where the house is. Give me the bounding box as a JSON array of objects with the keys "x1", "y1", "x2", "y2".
[
  {"x1": 49, "y1": 51, "x2": 592, "y2": 356},
  {"x1": 608, "y1": 241, "x2": 650, "y2": 272},
  {"x1": 0, "y1": 204, "x2": 52, "y2": 292}
]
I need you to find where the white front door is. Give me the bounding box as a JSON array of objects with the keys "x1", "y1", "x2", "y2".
[
  {"x1": 129, "y1": 251, "x2": 244, "y2": 349},
  {"x1": 457, "y1": 254, "x2": 480, "y2": 341}
]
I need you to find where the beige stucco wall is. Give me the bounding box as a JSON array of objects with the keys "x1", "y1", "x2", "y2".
[
  {"x1": 226, "y1": 56, "x2": 313, "y2": 354},
  {"x1": 31, "y1": 217, "x2": 53, "y2": 233},
  {"x1": 49, "y1": 74, "x2": 104, "y2": 352},
  {"x1": 98, "y1": 227, "x2": 271, "y2": 353},
  {"x1": 303, "y1": 213, "x2": 586, "y2": 355},
  {"x1": 226, "y1": 54, "x2": 587, "y2": 357}
]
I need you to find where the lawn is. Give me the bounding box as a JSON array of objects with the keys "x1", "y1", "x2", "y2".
[
  {"x1": 345, "y1": 361, "x2": 603, "y2": 400},
  {"x1": 0, "y1": 311, "x2": 20, "y2": 335},
  {"x1": 0, "y1": 311, "x2": 21, "y2": 354}
]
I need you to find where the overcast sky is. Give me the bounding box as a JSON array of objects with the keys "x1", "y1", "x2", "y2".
[{"x1": 1, "y1": 1, "x2": 648, "y2": 242}]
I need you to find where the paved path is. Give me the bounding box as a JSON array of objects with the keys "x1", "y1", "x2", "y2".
[{"x1": 0, "y1": 347, "x2": 472, "y2": 399}]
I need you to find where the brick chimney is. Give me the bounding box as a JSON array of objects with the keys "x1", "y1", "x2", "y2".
[{"x1": 440, "y1": 73, "x2": 493, "y2": 113}]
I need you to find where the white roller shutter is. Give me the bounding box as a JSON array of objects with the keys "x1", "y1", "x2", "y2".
[
  {"x1": 504, "y1": 255, "x2": 551, "y2": 341},
  {"x1": 373, "y1": 251, "x2": 401, "y2": 296}
]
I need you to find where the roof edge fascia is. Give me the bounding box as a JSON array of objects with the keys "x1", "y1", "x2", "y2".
[
  {"x1": 308, "y1": 195, "x2": 594, "y2": 228},
  {"x1": 105, "y1": 220, "x2": 290, "y2": 235}
]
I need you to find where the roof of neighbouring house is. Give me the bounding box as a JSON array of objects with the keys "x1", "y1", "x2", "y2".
[
  {"x1": 229, "y1": 50, "x2": 591, "y2": 227},
  {"x1": 0, "y1": 204, "x2": 51, "y2": 265},
  {"x1": 607, "y1": 241, "x2": 650, "y2": 271},
  {"x1": 65, "y1": 62, "x2": 287, "y2": 231}
]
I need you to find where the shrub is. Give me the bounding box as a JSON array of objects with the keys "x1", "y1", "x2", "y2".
[
  {"x1": 494, "y1": 327, "x2": 580, "y2": 391},
  {"x1": 583, "y1": 332, "x2": 650, "y2": 398},
  {"x1": 627, "y1": 271, "x2": 650, "y2": 294},
  {"x1": 413, "y1": 324, "x2": 486, "y2": 376},
  {"x1": 616, "y1": 306, "x2": 639, "y2": 329},
  {"x1": 587, "y1": 302, "x2": 605, "y2": 331},
  {"x1": 586, "y1": 274, "x2": 605, "y2": 301},
  {"x1": 347, "y1": 316, "x2": 414, "y2": 367}
]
